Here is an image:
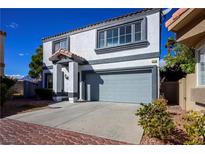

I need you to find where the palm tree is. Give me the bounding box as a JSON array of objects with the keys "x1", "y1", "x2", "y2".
[{"x1": 165, "y1": 36, "x2": 175, "y2": 56}]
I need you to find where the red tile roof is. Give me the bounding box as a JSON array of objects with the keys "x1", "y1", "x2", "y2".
[
  {"x1": 165, "y1": 8, "x2": 188, "y2": 28},
  {"x1": 49, "y1": 48, "x2": 85, "y2": 62},
  {"x1": 42, "y1": 8, "x2": 160, "y2": 41}
]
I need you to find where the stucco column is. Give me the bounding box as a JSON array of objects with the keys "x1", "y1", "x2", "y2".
[
  {"x1": 68, "y1": 61, "x2": 78, "y2": 103},
  {"x1": 53, "y1": 63, "x2": 62, "y2": 102},
  {"x1": 79, "y1": 71, "x2": 85, "y2": 101}
]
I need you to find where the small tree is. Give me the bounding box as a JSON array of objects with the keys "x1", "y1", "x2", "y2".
[
  {"x1": 161, "y1": 37, "x2": 196, "y2": 81},
  {"x1": 28, "y1": 45, "x2": 43, "y2": 79},
  {"x1": 0, "y1": 76, "x2": 17, "y2": 118}
]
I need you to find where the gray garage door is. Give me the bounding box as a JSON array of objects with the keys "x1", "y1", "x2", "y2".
[{"x1": 85, "y1": 70, "x2": 152, "y2": 103}]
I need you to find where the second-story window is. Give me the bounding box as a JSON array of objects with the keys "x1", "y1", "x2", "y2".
[
  {"x1": 99, "y1": 31, "x2": 105, "y2": 48},
  {"x1": 53, "y1": 39, "x2": 67, "y2": 52},
  {"x1": 120, "y1": 25, "x2": 132, "y2": 44},
  {"x1": 135, "y1": 22, "x2": 142, "y2": 41},
  {"x1": 97, "y1": 19, "x2": 145, "y2": 49},
  {"x1": 107, "y1": 28, "x2": 119, "y2": 47}
]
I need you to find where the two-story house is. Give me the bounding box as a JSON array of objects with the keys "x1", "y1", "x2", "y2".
[{"x1": 42, "y1": 8, "x2": 161, "y2": 104}]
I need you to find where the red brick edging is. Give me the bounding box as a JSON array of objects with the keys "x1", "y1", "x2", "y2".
[{"x1": 0, "y1": 119, "x2": 130, "y2": 145}]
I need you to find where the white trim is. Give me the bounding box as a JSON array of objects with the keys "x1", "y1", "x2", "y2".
[
  {"x1": 196, "y1": 49, "x2": 199, "y2": 86},
  {"x1": 96, "y1": 19, "x2": 144, "y2": 49},
  {"x1": 197, "y1": 47, "x2": 205, "y2": 87}
]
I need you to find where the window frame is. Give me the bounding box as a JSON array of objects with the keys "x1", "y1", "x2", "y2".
[
  {"x1": 198, "y1": 49, "x2": 205, "y2": 86},
  {"x1": 52, "y1": 38, "x2": 68, "y2": 53},
  {"x1": 134, "y1": 21, "x2": 142, "y2": 42},
  {"x1": 96, "y1": 18, "x2": 146, "y2": 50}
]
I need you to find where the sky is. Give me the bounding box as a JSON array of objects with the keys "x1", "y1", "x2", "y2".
[{"x1": 0, "y1": 8, "x2": 177, "y2": 78}]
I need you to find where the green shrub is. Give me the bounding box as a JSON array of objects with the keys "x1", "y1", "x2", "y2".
[
  {"x1": 0, "y1": 77, "x2": 17, "y2": 104},
  {"x1": 35, "y1": 88, "x2": 53, "y2": 100},
  {"x1": 135, "y1": 98, "x2": 175, "y2": 140},
  {"x1": 183, "y1": 110, "x2": 205, "y2": 145}
]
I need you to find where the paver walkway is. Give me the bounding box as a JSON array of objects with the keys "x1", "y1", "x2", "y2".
[{"x1": 0, "y1": 119, "x2": 128, "y2": 145}]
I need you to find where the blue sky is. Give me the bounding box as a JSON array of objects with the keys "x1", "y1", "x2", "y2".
[{"x1": 0, "y1": 8, "x2": 177, "y2": 78}]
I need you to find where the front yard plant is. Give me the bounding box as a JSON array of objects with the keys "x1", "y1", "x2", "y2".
[
  {"x1": 0, "y1": 77, "x2": 17, "y2": 104},
  {"x1": 183, "y1": 110, "x2": 205, "y2": 145},
  {"x1": 135, "y1": 98, "x2": 175, "y2": 140},
  {"x1": 35, "y1": 88, "x2": 53, "y2": 100},
  {"x1": 0, "y1": 76, "x2": 17, "y2": 118}
]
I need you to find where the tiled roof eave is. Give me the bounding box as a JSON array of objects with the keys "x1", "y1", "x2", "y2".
[
  {"x1": 42, "y1": 8, "x2": 160, "y2": 42},
  {"x1": 165, "y1": 8, "x2": 189, "y2": 28},
  {"x1": 49, "y1": 48, "x2": 85, "y2": 63}
]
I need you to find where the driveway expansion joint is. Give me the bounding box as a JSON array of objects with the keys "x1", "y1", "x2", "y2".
[{"x1": 53, "y1": 104, "x2": 109, "y2": 128}]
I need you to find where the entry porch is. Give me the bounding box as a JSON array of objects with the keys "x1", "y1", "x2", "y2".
[{"x1": 49, "y1": 49, "x2": 86, "y2": 103}]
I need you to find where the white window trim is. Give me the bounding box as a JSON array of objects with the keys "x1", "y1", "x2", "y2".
[
  {"x1": 96, "y1": 18, "x2": 146, "y2": 49},
  {"x1": 197, "y1": 48, "x2": 205, "y2": 87},
  {"x1": 52, "y1": 38, "x2": 68, "y2": 53}
]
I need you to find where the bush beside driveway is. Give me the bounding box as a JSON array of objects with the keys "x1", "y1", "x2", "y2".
[{"x1": 140, "y1": 105, "x2": 188, "y2": 145}]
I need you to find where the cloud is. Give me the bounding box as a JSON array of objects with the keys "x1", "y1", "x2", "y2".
[
  {"x1": 5, "y1": 74, "x2": 24, "y2": 79},
  {"x1": 160, "y1": 59, "x2": 166, "y2": 68},
  {"x1": 18, "y1": 52, "x2": 30, "y2": 56},
  {"x1": 6, "y1": 22, "x2": 18, "y2": 29},
  {"x1": 18, "y1": 53, "x2": 24, "y2": 56}
]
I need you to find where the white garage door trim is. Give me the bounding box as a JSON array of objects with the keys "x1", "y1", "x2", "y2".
[{"x1": 82, "y1": 66, "x2": 158, "y2": 104}]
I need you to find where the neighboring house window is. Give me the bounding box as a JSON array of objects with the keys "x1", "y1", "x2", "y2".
[
  {"x1": 97, "y1": 19, "x2": 145, "y2": 49},
  {"x1": 45, "y1": 73, "x2": 53, "y2": 89},
  {"x1": 199, "y1": 49, "x2": 205, "y2": 85},
  {"x1": 53, "y1": 39, "x2": 67, "y2": 53}
]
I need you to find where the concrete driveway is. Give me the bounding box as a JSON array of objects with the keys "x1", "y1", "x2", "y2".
[{"x1": 7, "y1": 101, "x2": 143, "y2": 144}]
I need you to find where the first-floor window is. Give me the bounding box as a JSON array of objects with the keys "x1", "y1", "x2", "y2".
[
  {"x1": 199, "y1": 49, "x2": 205, "y2": 85},
  {"x1": 45, "y1": 73, "x2": 53, "y2": 89}
]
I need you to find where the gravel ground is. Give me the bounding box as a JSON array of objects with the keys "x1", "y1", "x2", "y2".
[
  {"x1": 1, "y1": 98, "x2": 51, "y2": 118},
  {"x1": 140, "y1": 105, "x2": 188, "y2": 145}
]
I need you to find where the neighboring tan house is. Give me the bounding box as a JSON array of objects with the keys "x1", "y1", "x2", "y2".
[
  {"x1": 42, "y1": 9, "x2": 161, "y2": 103},
  {"x1": 0, "y1": 31, "x2": 6, "y2": 77},
  {"x1": 166, "y1": 8, "x2": 205, "y2": 110}
]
